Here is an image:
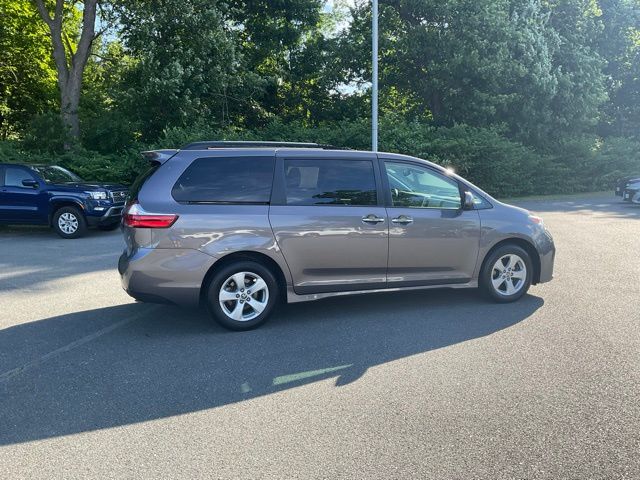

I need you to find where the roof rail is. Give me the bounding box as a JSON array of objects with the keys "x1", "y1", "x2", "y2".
[{"x1": 181, "y1": 141, "x2": 350, "y2": 150}]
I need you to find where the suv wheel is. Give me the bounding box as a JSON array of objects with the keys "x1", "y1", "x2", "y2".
[
  {"x1": 206, "y1": 261, "x2": 279, "y2": 331},
  {"x1": 480, "y1": 245, "x2": 532, "y2": 302},
  {"x1": 53, "y1": 206, "x2": 87, "y2": 239}
]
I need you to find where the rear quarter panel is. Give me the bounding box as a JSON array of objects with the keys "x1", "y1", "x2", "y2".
[{"x1": 130, "y1": 150, "x2": 293, "y2": 286}]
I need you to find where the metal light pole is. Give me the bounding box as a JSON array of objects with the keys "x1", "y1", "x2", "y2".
[{"x1": 372, "y1": 0, "x2": 379, "y2": 152}]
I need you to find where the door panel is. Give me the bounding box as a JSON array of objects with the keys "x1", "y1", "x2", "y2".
[
  {"x1": 387, "y1": 208, "x2": 480, "y2": 284},
  {"x1": 0, "y1": 167, "x2": 46, "y2": 223},
  {"x1": 384, "y1": 160, "x2": 481, "y2": 285},
  {"x1": 270, "y1": 206, "x2": 389, "y2": 293},
  {"x1": 270, "y1": 155, "x2": 388, "y2": 294}
]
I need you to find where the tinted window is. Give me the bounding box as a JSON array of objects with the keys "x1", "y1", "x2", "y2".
[
  {"x1": 284, "y1": 159, "x2": 377, "y2": 206},
  {"x1": 130, "y1": 164, "x2": 160, "y2": 201},
  {"x1": 172, "y1": 156, "x2": 274, "y2": 204},
  {"x1": 385, "y1": 162, "x2": 461, "y2": 209},
  {"x1": 5, "y1": 167, "x2": 36, "y2": 188}
]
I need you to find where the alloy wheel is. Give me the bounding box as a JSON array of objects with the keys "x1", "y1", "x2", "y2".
[
  {"x1": 218, "y1": 271, "x2": 269, "y2": 322},
  {"x1": 58, "y1": 212, "x2": 79, "y2": 235},
  {"x1": 491, "y1": 254, "x2": 527, "y2": 296}
]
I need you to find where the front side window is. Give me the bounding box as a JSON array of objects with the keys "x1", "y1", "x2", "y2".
[
  {"x1": 470, "y1": 190, "x2": 493, "y2": 209},
  {"x1": 4, "y1": 167, "x2": 36, "y2": 188},
  {"x1": 172, "y1": 156, "x2": 274, "y2": 204},
  {"x1": 284, "y1": 159, "x2": 377, "y2": 206},
  {"x1": 30, "y1": 165, "x2": 82, "y2": 184},
  {"x1": 385, "y1": 162, "x2": 461, "y2": 209}
]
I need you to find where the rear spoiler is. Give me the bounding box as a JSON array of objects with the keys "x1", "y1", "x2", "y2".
[{"x1": 141, "y1": 149, "x2": 179, "y2": 165}]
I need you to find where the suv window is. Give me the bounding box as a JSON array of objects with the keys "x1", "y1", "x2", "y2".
[
  {"x1": 385, "y1": 162, "x2": 461, "y2": 209},
  {"x1": 29, "y1": 165, "x2": 82, "y2": 184},
  {"x1": 284, "y1": 159, "x2": 377, "y2": 206},
  {"x1": 4, "y1": 167, "x2": 36, "y2": 188},
  {"x1": 172, "y1": 156, "x2": 274, "y2": 204}
]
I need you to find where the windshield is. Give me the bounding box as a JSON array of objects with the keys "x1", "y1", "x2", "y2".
[{"x1": 30, "y1": 165, "x2": 83, "y2": 184}]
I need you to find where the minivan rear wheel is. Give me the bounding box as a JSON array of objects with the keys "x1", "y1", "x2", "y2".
[
  {"x1": 480, "y1": 245, "x2": 532, "y2": 303},
  {"x1": 206, "y1": 261, "x2": 279, "y2": 331}
]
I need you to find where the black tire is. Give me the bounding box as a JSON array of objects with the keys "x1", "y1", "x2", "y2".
[
  {"x1": 480, "y1": 244, "x2": 533, "y2": 303},
  {"x1": 205, "y1": 261, "x2": 279, "y2": 331},
  {"x1": 52, "y1": 206, "x2": 87, "y2": 239},
  {"x1": 98, "y1": 221, "x2": 121, "y2": 231}
]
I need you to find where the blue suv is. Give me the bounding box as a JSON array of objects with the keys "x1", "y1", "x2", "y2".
[{"x1": 0, "y1": 163, "x2": 128, "y2": 238}]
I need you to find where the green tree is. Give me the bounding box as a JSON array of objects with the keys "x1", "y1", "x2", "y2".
[
  {"x1": 31, "y1": 0, "x2": 105, "y2": 142},
  {"x1": 115, "y1": 0, "x2": 256, "y2": 140},
  {"x1": 341, "y1": 0, "x2": 608, "y2": 148},
  {"x1": 228, "y1": 0, "x2": 334, "y2": 126},
  {"x1": 0, "y1": 0, "x2": 57, "y2": 138},
  {"x1": 543, "y1": 0, "x2": 607, "y2": 145},
  {"x1": 597, "y1": 0, "x2": 640, "y2": 138}
]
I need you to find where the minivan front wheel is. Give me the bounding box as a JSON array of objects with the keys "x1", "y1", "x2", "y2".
[
  {"x1": 206, "y1": 261, "x2": 279, "y2": 331},
  {"x1": 480, "y1": 245, "x2": 532, "y2": 302}
]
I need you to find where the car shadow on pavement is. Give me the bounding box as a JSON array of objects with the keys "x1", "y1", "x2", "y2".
[{"x1": 0, "y1": 290, "x2": 543, "y2": 445}]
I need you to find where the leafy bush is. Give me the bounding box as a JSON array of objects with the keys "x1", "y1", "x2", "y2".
[
  {"x1": 55, "y1": 148, "x2": 145, "y2": 184},
  {"x1": 21, "y1": 112, "x2": 70, "y2": 153},
  {"x1": 548, "y1": 136, "x2": 640, "y2": 192},
  {"x1": 379, "y1": 122, "x2": 559, "y2": 197},
  {"x1": 0, "y1": 141, "x2": 145, "y2": 184},
  {"x1": 151, "y1": 120, "x2": 560, "y2": 197},
  {"x1": 593, "y1": 137, "x2": 640, "y2": 184},
  {"x1": 80, "y1": 110, "x2": 139, "y2": 154},
  {"x1": 2, "y1": 119, "x2": 639, "y2": 194}
]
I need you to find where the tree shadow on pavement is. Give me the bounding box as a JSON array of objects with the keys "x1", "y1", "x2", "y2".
[{"x1": 0, "y1": 289, "x2": 543, "y2": 445}]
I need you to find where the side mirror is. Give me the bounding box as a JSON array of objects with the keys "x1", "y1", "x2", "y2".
[
  {"x1": 463, "y1": 191, "x2": 475, "y2": 210},
  {"x1": 22, "y1": 179, "x2": 39, "y2": 188}
]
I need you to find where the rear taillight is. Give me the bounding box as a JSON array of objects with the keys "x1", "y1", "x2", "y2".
[{"x1": 123, "y1": 201, "x2": 178, "y2": 228}]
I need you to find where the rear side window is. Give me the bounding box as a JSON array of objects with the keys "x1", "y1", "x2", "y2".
[
  {"x1": 4, "y1": 167, "x2": 36, "y2": 188},
  {"x1": 129, "y1": 164, "x2": 159, "y2": 201},
  {"x1": 284, "y1": 159, "x2": 377, "y2": 206},
  {"x1": 172, "y1": 156, "x2": 274, "y2": 204}
]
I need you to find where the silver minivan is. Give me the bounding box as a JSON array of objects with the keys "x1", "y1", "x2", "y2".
[{"x1": 118, "y1": 141, "x2": 555, "y2": 330}]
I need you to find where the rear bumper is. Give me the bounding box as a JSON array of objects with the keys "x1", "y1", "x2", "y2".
[{"x1": 118, "y1": 247, "x2": 217, "y2": 307}]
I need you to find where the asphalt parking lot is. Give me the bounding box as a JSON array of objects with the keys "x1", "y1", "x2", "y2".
[{"x1": 0, "y1": 194, "x2": 638, "y2": 479}]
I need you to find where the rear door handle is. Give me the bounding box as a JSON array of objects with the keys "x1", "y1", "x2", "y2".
[
  {"x1": 362, "y1": 214, "x2": 385, "y2": 224},
  {"x1": 392, "y1": 215, "x2": 414, "y2": 225}
]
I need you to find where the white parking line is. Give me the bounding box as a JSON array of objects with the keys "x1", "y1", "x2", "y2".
[{"x1": 0, "y1": 305, "x2": 160, "y2": 383}]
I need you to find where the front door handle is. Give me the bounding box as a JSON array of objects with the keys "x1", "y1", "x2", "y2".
[
  {"x1": 392, "y1": 215, "x2": 414, "y2": 225},
  {"x1": 362, "y1": 214, "x2": 385, "y2": 224}
]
